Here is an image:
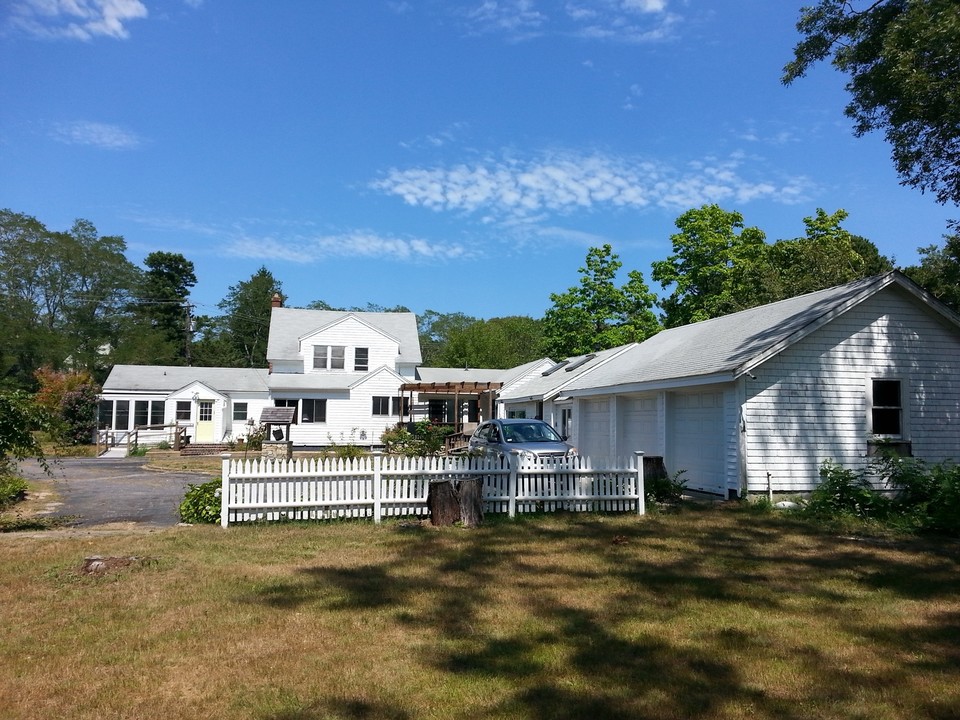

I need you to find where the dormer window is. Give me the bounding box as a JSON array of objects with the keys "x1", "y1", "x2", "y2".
[{"x1": 313, "y1": 345, "x2": 345, "y2": 370}]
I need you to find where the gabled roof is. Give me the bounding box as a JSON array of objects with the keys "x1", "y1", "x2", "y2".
[
  {"x1": 498, "y1": 344, "x2": 636, "y2": 402},
  {"x1": 102, "y1": 365, "x2": 270, "y2": 394},
  {"x1": 266, "y1": 308, "x2": 422, "y2": 364},
  {"x1": 565, "y1": 271, "x2": 960, "y2": 395}
]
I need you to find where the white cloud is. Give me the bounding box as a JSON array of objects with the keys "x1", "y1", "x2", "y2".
[
  {"x1": 458, "y1": 0, "x2": 676, "y2": 43},
  {"x1": 50, "y1": 120, "x2": 142, "y2": 149},
  {"x1": 227, "y1": 230, "x2": 475, "y2": 264},
  {"x1": 464, "y1": 0, "x2": 548, "y2": 40},
  {"x1": 9, "y1": 0, "x2": 148, "y2": 40},
  {"x1": 371, "y1": 150, "x2": 815, "y2": 220}
]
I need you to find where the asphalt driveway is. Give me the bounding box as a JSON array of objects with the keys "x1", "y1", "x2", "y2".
[{"x1": 16, "y1": 457, "x2": 214, "y2": 528}]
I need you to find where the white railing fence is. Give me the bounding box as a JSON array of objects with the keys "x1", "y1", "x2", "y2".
[{"x1": 220, "y1": 451, "x2": 646, "y2": 527}]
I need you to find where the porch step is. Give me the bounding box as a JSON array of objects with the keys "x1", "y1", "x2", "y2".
[{"x1": 180, "y1": 443, "x2": 232, "y2": 456}]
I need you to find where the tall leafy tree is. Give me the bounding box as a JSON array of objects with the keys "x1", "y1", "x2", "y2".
[
  {"x1": 903, "y1": 233, "x2": 960, "y2": 313},
  {"x1": 418, "y1": 311, "x2": 480, "y2": 367},
  {"x1": 433, "y1": 316, "x2": 546, "y2": 369},
  {"x1": 544, "y1": 244, "x2": 659, "y2": 358},
  {"x1": 218, "y1": 266, "x2": 283, "y2": 368},
  {"x1": 783, "y1": 0, "x2": 960, "y2": 207},
  {"x1": 651, "y1": 205, "x2": 768, "y2": 328},
  {"x1": 770, "y1": 208, "x2": 893, "y2": 297},
  {"x1": 0, "y1": 210, "x2": 138, "y2": 386},
  {"x1": 129, "y1": 251, "x2": 197, "y2": 364}
]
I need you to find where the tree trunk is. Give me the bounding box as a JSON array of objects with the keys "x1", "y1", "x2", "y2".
[{"x1": 429, "y1": 477, "x2": 484, "y2": 527}]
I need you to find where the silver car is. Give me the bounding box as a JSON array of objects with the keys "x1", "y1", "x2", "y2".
[{"x1": 468, "y1": 419, "x2": 576, "y2": 460}]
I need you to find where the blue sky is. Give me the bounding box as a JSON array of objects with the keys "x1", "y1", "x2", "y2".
[{"x1": 1, "y1": 0, "x2": 954, "y2": 322}]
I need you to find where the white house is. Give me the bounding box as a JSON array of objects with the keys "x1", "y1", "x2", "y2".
[
  {"x1": 510, "y1": 272, "x2": 960, "y2": 497},
  {"x1": 264, "y1": 305, "x2": 423, "y2": 446},
  {"x1": 99, "y1": 365, "x2": 272, "y2": 445}
]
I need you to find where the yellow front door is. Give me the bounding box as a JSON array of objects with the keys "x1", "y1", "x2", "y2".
[{"x1": 196, "y1": 400, "x2": 214, "y2": 443}]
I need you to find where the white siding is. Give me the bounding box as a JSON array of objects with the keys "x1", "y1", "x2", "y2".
[
  {"x1": 744, "y1": 288, "x2": 960, "y2": 492},
  {"x1": 299, "y1": 316, "x2": 400, "y2": 374},
  {"x1": 285, "y1": 368, "x2": 405, "y2": 447}
]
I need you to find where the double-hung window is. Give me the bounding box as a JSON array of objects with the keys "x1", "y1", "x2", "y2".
[
  {"x1": 302, "y1": 399, "x2": 327, "y2": 424},
  {"x1": 233, "y1": 402, "x2": 248, "y2": 422},
  {"x1": 176, "y1": 401, "x2": 191, "y2": 421},
  {"x1": 871, "y1": 379, "x2": 902, "y2": 436},
  {"x1": 313, "y1": 345, "x2": 346, "y2": 370},
  {"x1": 355, "y1": 348, "x2": 369, "y2": 372}
]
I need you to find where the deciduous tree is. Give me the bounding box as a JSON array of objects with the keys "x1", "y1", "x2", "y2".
[
  {"x1": 651, "y1": 205, "x2": 768, "y2": 328},
  {"x1": 903, "y1": 233, "x2": 960, "y2": 313},
  {"x1": 783, "y1": 0, "x2": 960, "y2": 207},
  {"x1": 544, "y1": 244, "x2": 659, "y2": 358}
]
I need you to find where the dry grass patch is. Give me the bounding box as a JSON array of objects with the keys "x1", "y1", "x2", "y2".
[{"x1": 0, "y1": 506, "x2": 958, "y2": 719}]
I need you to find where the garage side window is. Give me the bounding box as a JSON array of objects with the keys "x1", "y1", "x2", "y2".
[{"x1": 871, "y1": 379, "x2": 902, "y2": 436}]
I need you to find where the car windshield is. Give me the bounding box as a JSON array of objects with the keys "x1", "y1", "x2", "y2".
[{"x1": 502, "y1": 422, "x2": 562, "y2": 443}]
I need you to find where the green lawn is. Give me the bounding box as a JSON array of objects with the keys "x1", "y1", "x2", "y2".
[{"x1": 1, "y1": 505, "x2": 958, "y2": 719}]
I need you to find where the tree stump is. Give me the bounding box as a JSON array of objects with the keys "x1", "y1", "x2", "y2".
[{"x1": 428, "y1": 477, "x2": 484, "y2": 527}]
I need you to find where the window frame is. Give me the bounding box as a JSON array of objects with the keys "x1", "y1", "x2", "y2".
[
  {"x1": 175, "y1": 401, "x2": 191, "y2": 421},
  {"x1": 301, "y1": 398, "x2": 327, "y2": 424},
  {"x1": 372, "y1": 396, "x2": 390, "y2": 416},
  {"x1": 233, "y1": 401, "x2": 248, "y2": 422},
  {"x1": 355, "y1": 347, "x2": 369, "y2": 372},
  {"x1": 313, "y1": 344, "x2": 346, "y2": 370},
  {"x1": 869, "y1": 377, "x2": 904, "y2": 438}
]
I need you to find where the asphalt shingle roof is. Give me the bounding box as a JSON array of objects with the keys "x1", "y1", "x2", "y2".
[
  {"x1": 103, "y1": 365, "x2": 270, "y2": 393},
  {"x1": 266, "y1": 308, "x2": 422, "y2": 364},
  {"x1": 565, "y1": 272, "x2": 925, "y2": 393}
]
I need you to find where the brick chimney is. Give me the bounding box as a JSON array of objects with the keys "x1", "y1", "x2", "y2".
[{"x1": 271, "y1": 292, "x2": 283, "y2": 308}]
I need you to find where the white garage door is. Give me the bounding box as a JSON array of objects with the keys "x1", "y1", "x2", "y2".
[
  {"x1": 619, "y1": 395, "x2": 659, "y2": 458},
  {"x1": 669, "y1": 391, "x2": 726, "y2": 495},
  {"x1": 579, "y1": 398, "x2": 610, "y2": 460}
]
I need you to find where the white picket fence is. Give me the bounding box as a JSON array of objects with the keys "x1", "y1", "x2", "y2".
[{"x1": 219, "y1": 451, "x2": 646, "y2": 527}]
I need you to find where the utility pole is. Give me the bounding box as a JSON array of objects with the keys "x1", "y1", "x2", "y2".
[{"x1": 184, "y1": 303, "x2": 194, "y2": 366}]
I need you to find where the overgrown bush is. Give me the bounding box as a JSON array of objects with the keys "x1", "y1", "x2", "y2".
[
  {"x1": 646, "y1": 469, "x2": 687, "y2": 504},
  {"x1": 381, "y1": 421, "x2": 454, "y2": 456},
  {"x1": 34, "y1": 368, "x2": 99, "y2": 445},
  {"x1": 178, "y1": 479, "x2": 222, "y2": 524},
  {"x1": 804, "y1": 460, "x2": 888, "y2": 520},
  {"x1": 802, "y1": 457, "x2": 960, "y2": 536},
  {"x1": 0, "y1": 474, "x2": 28, "y2": 509}
]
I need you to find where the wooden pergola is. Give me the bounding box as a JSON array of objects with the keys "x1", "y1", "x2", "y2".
[{"x1": 399, "y1": 380, "x2": 502, "y2": 433}]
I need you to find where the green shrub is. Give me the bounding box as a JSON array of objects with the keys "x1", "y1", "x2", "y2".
[
  {"x1": 926, "y1": 463, "x2": 960, "y2": 535},
  {"x1": 804, "y1": 460, "x2": 888, "y2": 520},
  {"x1": 646, "y1": 469, "x2": 686, "y2": 504},
  {"x1": 0, "y1": 474, "x2": 28, "y2": 509},
  {"x1": 381, "y1": 421, "x2": 454, "y2": 456},
  {"x1": 178, "y1": 479, "x2": 222, "y2": 524},
  {"x1": 156, "y1": 440, "x2": 171, "y2": 451}
]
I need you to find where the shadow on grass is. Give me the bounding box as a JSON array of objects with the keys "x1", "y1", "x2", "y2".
[{"x1": 245, "y1": 504, "x2": 960, "y2": 720}]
